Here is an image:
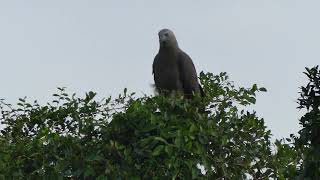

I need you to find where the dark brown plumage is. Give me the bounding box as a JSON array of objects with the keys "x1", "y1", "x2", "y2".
[{"x1": 152, "y1": 29, "x2": 204, "y2": 98}]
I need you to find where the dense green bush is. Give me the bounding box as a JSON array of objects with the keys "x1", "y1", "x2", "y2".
[
  {"x1": 294, "y1": 66, "x2": 320, "y2": 178},
  {"x1": 0, "y1": 71, "x2": 310, "y2": 179}
]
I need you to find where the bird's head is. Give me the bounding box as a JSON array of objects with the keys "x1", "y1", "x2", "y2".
[{"x1": 158, "y1": 29, "x2": 179, "y2": 49}]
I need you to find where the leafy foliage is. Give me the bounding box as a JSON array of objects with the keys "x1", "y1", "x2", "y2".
[
  {"x1": 295, "y1": 66, "x2": 320, "y2": 178},
  {"x1": 0, "y1": 72, "x2": 301, "y2": 179}
]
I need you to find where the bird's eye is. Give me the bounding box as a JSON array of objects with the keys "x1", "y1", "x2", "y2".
[{"x1": 165, "y1": 33, "x2": 169, "y2": 37}]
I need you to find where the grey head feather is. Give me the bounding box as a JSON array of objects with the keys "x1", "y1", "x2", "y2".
[{"x1": 158, "y1": 29, "x2": 179, "y2": 49}]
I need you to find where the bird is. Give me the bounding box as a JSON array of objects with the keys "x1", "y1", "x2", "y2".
[{"x1": 152, "y1": 28, "x2": 204, "y2": 99}]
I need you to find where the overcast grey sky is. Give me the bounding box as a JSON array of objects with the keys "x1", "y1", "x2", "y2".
[{"x1": 1, "y1": 0, "x2": 319, "y2": 139}]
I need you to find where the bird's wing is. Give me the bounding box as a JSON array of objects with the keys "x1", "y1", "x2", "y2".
[
  {"x1": 152, "y1": 53, "x2": 160, "y2": 76},
  {"x1": 152, "y1": 53, "x2": 161, "y2": 90},
  {"x1": 177, "y1": 50, "x2": 201, "y2": 96},
  {"x1": 152, "y1": 55, "x2": 156, "y2": 75}
]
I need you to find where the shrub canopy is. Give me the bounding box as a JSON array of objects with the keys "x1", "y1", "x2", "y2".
[{"x1": 0, "y1": 70, "x2": 316, "y2": 179}]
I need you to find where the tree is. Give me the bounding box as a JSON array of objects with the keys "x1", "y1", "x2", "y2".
[
  {"x1": 295, "y1": 66, "x2": 320, "y2": 178},
  {"x1": 0, "y1": 72, "x2": 295, "y2": 179}
]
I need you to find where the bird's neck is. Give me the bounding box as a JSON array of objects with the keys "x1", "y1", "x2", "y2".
[{"x1": 159, "y1": 46, "x2": 180, "y2": 54}]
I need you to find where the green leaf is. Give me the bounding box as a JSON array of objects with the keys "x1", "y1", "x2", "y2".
[
  {"x1": 84, "y1": 166, "x2": 95, "y2": 177},
  {"x1": 259, "y1": 87, "x2": 267, "y2": 92},
  {"x1": 153, "y1": 136, "x2": 169, "y2": 145},
  {"x1": 189, "y1": 124, "x2": 197, "y2": 133},
  {"x1": 152, "y1": 145, "x2": 164, "y2": 156},
  {"x1": 165, "y1": 145, "x2": 173, "y2": 154}
]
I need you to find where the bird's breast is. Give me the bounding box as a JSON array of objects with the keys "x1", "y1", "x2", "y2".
[{"x1": 153, "y1": 54, "x2": 182, "y2": 91}]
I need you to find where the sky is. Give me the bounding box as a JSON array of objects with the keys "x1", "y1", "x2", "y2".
[{"x1": 0, "y1": 0, "x2": 319, "y2": 139}]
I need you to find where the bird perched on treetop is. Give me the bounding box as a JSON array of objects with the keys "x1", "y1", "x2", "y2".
[{"x1": 152, "y1": 29, "x2": 205, "y2": 98}]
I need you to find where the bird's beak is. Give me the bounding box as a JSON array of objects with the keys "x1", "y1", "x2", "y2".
[
  {"x1": 159, "y1": 36, "x2": 167, "y2": 46},
  {"x1": 160, "y1": 40, "x2": 167, "y2": 46}
]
